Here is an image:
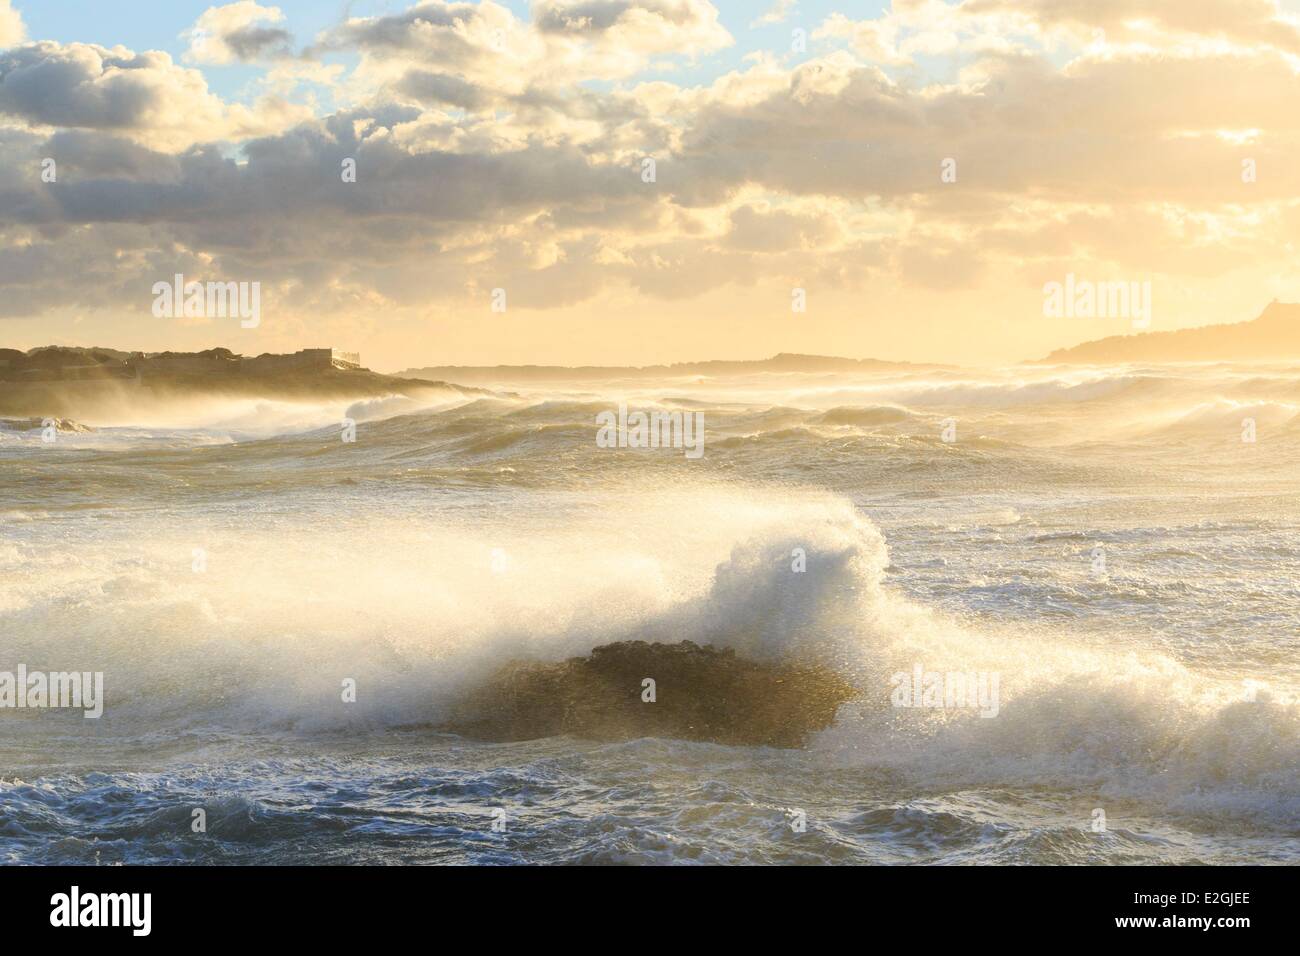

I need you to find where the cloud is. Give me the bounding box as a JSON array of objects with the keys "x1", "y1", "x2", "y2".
[
  {"x1": 183, "y1": 2, "x2": 293, "y2": 64},
  {"x1": 0, "y1": 41, "x2": 312, "y2": 150},
  {"x1": 394, "y1": 70, "x2": 496, "y2": 111},
  {"x1": 962, "y1": 0, "x2": 1300, "y2": 55},
  {"x1": 4, "y1": 24, "x2": 1300, "y2": 322},
  {"x1": 750, "y1": 0, "x2": 798, "y2": 29},
  {"x1": 533, "y1": 0, "x2": 726, "y2": 41},
  {"x1": 323, "y1": 0, "x2": 731, "y2": 102},
  {"x1": 0, "y1": 0, "x2": 23, "y2": 48},
  {"x1": 2, "y1": 0, "x2": 1299, "y2": 366},
  {"x1": 726, "y1": 203, "x2": 837, "y2": 252}
]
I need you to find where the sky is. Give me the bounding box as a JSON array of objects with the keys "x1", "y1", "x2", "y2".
[{"x1": 2, "y1": 0, "x2": 1300, "y2": 371}]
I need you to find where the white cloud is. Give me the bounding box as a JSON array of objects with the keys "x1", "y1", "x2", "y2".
[
  {"x1": 183, "y1": 1, "x2": 292, "y2": 64},
  {"x1": 0, "y1": 41, "x2": 312, "y2": 150},
  {"x1": 326, "y1": 0, "x2": 733, "y2": 107},
  {"x1": 0, "y1": 0, "x2": 25, "y2": 48},
  {"x1": 2, "y1": 0, "x2": 1299, "y2": 351},
  {"x1": 750, "y1": 0, "x2": 797, "y2": 29}
]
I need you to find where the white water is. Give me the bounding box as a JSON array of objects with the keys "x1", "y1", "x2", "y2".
[{"x1": 2, "y1": 362, "x2": 1298, "y2": 863}]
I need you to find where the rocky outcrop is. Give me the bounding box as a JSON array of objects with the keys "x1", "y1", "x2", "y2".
[
  {"x1": 0, "y1": 417, "x2": 92, "y2": 433},
  {"x1": 444, "y1": 640, "x2": 857, "y2": 748},
  {"x1": 0, "y1": 344, "x2": 494, "y2": 419}
]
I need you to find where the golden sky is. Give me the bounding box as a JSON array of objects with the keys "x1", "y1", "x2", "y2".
[{"x1": 1, "y1": 0, "x2": 1299, "y2": 370}]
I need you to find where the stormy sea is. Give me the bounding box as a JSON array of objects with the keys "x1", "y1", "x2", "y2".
[{"x1": 2, "y1": 361, "x2": 1298, "y2": 865}]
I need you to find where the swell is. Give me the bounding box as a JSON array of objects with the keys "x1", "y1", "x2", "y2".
[
  {"x1": 2, "y1": 483, "x2": 1295, "y2": 830},
  {"x1": 17, "y1": 363, "x2": 1300, "y2": 470}
]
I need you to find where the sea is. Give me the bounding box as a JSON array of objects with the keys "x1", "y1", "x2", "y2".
[{"x1": 1, "y1": 361, "x2": 1297, "y2": 864}]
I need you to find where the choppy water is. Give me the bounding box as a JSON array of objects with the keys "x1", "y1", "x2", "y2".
[{"x1": 2, "y1": 362, "x2": 1298, "y2": 864}]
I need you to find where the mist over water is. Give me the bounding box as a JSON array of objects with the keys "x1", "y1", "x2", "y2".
[{"x1": 2, "y1": 363, "x2": 1298, "y2": 864}]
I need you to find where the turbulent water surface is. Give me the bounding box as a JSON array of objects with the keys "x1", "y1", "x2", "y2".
[{"x1": 2, "y1": 363, "x2": 1299, "y2": 864}]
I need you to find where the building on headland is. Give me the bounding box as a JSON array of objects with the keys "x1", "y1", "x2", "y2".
[
  {"x1": 240, "y1": 349, "x2": 361, "y2": 375},
  {"x1": 130, "y1": 347, "x2": 238, "y2": 376},
  {"x1": 329, "y1": 350, "x2": 361, "y2": 369}
]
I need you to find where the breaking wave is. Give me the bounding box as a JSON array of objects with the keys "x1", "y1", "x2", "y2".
[{"x1": 3, "y1": 479, "x2": 1294, "y2": 831}]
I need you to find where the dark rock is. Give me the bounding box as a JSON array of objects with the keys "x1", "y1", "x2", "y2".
[
  {"x1": 444, "y1": 640, "x2": 857, "y2": 748},
  {"x1": 0, "y1": 416, "x2": 92, "y2": 432}
]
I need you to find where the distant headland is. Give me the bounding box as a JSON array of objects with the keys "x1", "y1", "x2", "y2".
[
  {"x1": 0, "y1": 346, "x2": 360, "y2": 383},
  {"x1": 1037, "y1": 301, "x2": 1300, "y2": 364},
  {"x1": 0, "y1": 346, "x2": 473, "y2": 420},
  {"x1": 396, "y1": 353, "x2": 943, "y2": 383}
]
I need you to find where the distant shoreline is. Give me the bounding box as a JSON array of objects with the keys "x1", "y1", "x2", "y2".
[{"x1": 0, "y1": 345, "x2": 483, "y2": 420}]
